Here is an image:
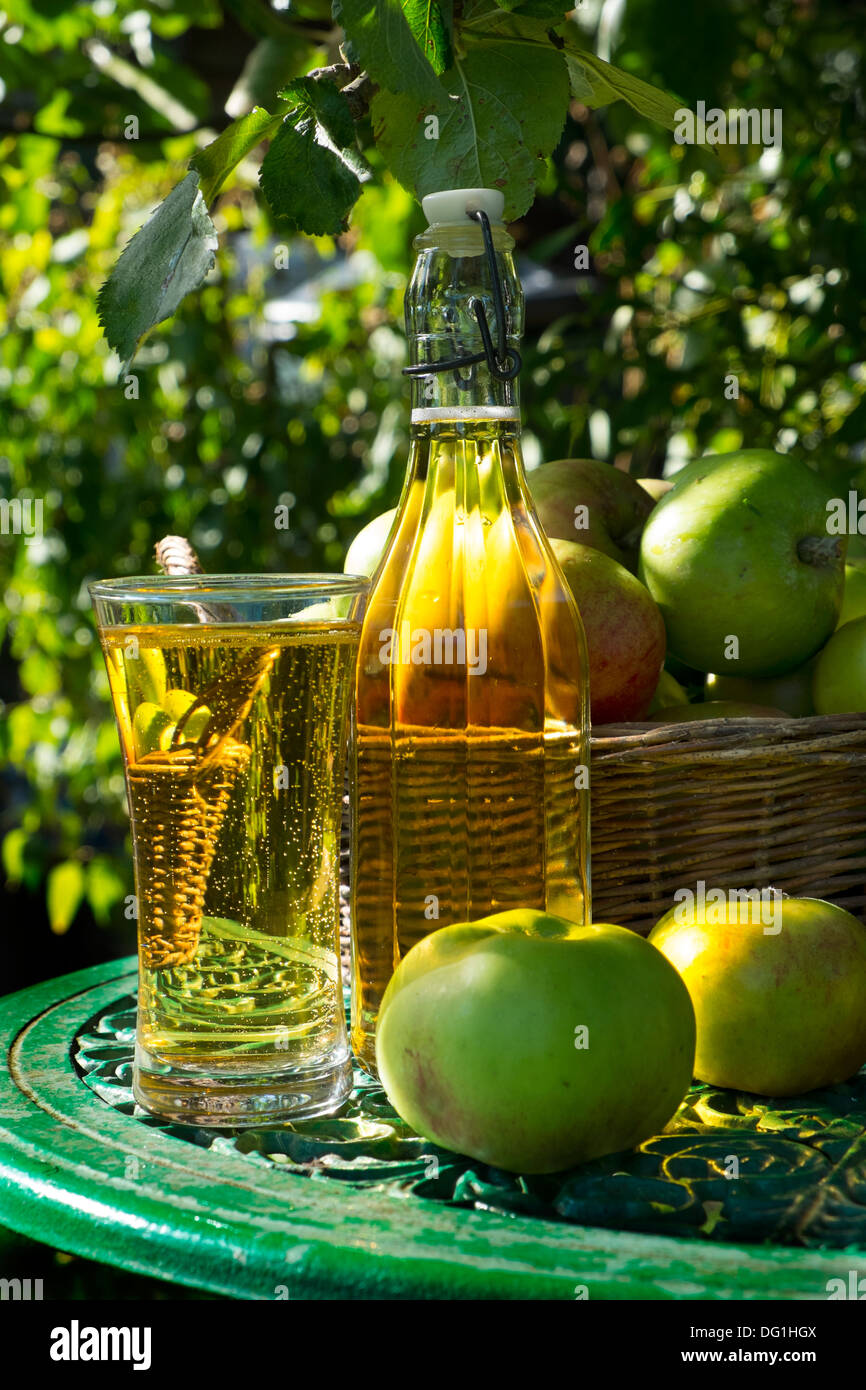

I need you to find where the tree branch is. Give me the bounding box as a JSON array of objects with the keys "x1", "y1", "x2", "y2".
[{"x1": 299, "y1": 63, "x2": 373, "y2": 121}]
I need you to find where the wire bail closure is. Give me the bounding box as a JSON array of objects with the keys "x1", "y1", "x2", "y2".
[{"x1": 403, "y1": 208, "x2": 522, "y2": 388}]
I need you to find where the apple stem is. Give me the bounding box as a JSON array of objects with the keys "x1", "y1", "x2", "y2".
[{"x1": 797, "y1": 534, "x2": 843, "y2": 568}]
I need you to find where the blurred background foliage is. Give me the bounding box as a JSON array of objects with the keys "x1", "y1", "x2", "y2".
[{"x1": 1, "y1": 0, "x2": 865, "y2": 994}]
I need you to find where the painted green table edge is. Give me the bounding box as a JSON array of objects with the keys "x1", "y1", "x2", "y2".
[{"x1": 1, "y1": 958, "x2": 862, "y2": 1301}]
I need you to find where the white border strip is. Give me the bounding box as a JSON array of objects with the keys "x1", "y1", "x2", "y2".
[{"x1": 410, "y1": 406, "x2": 521, "y2": 423}]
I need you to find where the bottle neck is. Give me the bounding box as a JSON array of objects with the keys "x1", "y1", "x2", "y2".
[
  {"x1": 405, "y1": 221, "x2": 523, "y2": 424},
  {"x1": 404, "y1": 418, "x2": 530, "y2": 505}
]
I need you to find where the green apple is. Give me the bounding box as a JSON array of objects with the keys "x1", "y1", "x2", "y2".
[
  {"x1": 652, "y1": 700, "x2": 787, "y2": 722},
  {"x1": 639, "y1": 449, "x2": 845, "y2": 676},
  {"x1": 649, "y1": 896, "x2": 866, "y2": 1095},
  {"x1": 344, "y1": 508, "x2": 397, "y2": 578},
  {"x1": 162, "y1": 688, "x2": 212, "y2": 743},
  {"x1": 181, "y1": 707, "x2": 211, "y2": 742},
  {"x1": 528, "y1": 459, "x2": 655, "y2": 572},
  {"x1": 838, "y1": 559, "x2": 866, "y2": 629},
  {"x1": 132, "y1": 701, "x2": 175, "y2": 758},
  {"x1": 649, "y1": 668, "x2": 688, "y2": 713},
  {"x1": 297, "y1": 599, "x2": 358, "y2": 622},
  {"x1": 706, "y1": 661, "x2": 815, "y2": 717},
  {"x1": 550, "y1": 539, "x2": 665, "y2": 722},
  {"x1": 812, "y1": 615, "x2": 866, "y2": 713},
  {"x1": 125, "y1": 646, "x2": 167, "y2": 707},
  {"x1": 843, "y1": 469, "x2": 866, "y2": 559},
  {"x1": 163, "y1": 688, "x2": 196, "y2": 722},
  {"x1": 376, "y1": 910, "x2": 696, "y2": 1174}
]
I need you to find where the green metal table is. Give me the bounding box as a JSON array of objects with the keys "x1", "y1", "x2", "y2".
[{"x1": 1, "y1": 957, "x2": 865, "y2": 1300}]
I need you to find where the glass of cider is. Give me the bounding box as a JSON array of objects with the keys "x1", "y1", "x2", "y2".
[{"x1": 90, "y1": 574, "x2": 368, "y2": 1126}]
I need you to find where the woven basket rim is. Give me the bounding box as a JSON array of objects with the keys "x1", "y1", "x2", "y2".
[{"x1": 591, "y1": 711, "x2": 866, "y2": 754}]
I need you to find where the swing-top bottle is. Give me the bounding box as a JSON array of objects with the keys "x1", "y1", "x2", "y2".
[{"x1": 351, "y1": 187, "x2": 591, "y2": 1074}]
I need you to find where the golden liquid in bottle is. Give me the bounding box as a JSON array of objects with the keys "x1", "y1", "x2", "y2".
[{"x1": 351, "y1": 417, "x2": 590, "y2": 1074}]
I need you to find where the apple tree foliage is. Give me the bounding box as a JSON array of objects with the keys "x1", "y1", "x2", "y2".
[
  {"x1": 97, "y1": 0, "x2": 682, "y2": 367},
  {"x1": 1, "y1": 0, "x2": 865, "y2": 967}
]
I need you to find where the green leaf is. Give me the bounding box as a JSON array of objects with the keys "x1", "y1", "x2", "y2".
[
  {"x1": 371, "y1": 40, "x2": 569, "y2": 220},
  {"x1": 3, "y1": 828, "x2": 29, "y2": 885},
  {"x1": 97, "y1": 171, "x2": 218, "y2": 368},
  {"x1": 497, "y1": 0, "x2": 571, "y2": 16},
  {"x1": 460, "y1": 8, "x2": 683, "y2": 131},
  {"x1": 563, "y1": 51, "x2": 610, "y2": 105},
  {"x1": 260, "y1": 79, "x2": 369, "y2": 235},
  {"x1": 279, "y1": 75, "x2": 359, "y2": 148},
  {"x1": 191, "y1": 105, "x2": 285, "y2": 205},
  {"x1": 18, "y1": 650, "x2": 61, "y2": 696},
  {"x1": 334, "y1": 0, "x2": 447, "y2": 94},
  {"x1": 86, "y1": 857, "x2": 128, "y2": 926},
  {"x1": 47, "y1": 859, "x2": 86, "y2": 934},
  {"x1": 400, "y1": 0, "x2": 453, "y2": 75},
  {"x1": 562, "y1": 47, "x2": 684, "y2": 131}
]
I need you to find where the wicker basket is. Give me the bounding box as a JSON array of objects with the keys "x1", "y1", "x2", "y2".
[
  {"x1": 589, "y1": 713, "x2": 866, "y2": 935},
  {"x1": 128, "y1": 739, "x2": 249, "y2": 970}
]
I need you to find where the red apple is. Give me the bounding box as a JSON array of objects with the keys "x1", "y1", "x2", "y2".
[
  {"x1": 550, "y1": 538, "x2": 665, "y2": 722},
  {"x1": 529, "y1": 459, "x2": 655, "y2": 572}
]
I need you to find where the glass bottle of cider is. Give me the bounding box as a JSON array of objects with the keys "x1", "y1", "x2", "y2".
[{"x1": 351, "y1": 187, "x2": 590, "y2": 1075}]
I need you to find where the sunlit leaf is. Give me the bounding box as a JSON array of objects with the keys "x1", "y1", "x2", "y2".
[
  {"x1": 191, "y1": 106, "x2": 285, "y2": 206},
  {"x1": 461, "y1": 6, "x2": 683, "y2": 130},
  {"x1": 47, "y1": 859, "x2": 86, "y2": 934},
  {"x1": 19, "y1": 650, "x2": 61, "y2": 696},
  {"x1": 399, "y1": 0, "x2": 454, "y2": 75},
  {"x1": 86, "y1": 857, "x2": 128, "y2": 926},
  {"x1": 496, "y1": 0, "x2": 571, "y2": 15},
  {"x1": 564, "y1": 46, "x2": 684, "y2": 131},
  {"x1": 2, "y1": 829, "x2": 29, "y2": 885},
  {"x1": 335, "y1": 0, "x2": 449, "y2": 93}
]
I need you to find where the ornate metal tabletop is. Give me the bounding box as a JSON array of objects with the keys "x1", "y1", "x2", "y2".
[{"x1": 1, "y1": 958, "x2": 864, "y2": 1299}]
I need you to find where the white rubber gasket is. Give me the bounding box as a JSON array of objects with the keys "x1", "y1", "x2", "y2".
[{"x1": 422, "y1": 188, "x2": 505, "y2": 226}]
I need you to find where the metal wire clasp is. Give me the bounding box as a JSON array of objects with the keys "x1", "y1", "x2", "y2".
[{"x1": 403, "y1": 208, "x2": 522, "y2": 388}]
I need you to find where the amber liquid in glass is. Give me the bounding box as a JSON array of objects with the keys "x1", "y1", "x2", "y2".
[{"x1": 102, "y1": 621, "x2": 358, "y2": 1117}]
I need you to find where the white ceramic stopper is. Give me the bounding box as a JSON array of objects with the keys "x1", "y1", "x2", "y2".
[{"x1": 421, "y1": 188, "x2": 505, "y2": 227}]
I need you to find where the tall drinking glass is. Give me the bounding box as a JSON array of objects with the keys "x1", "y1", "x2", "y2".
[{"x1": 89, "y1": 575, "x2": 368, "y2": 1125}]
